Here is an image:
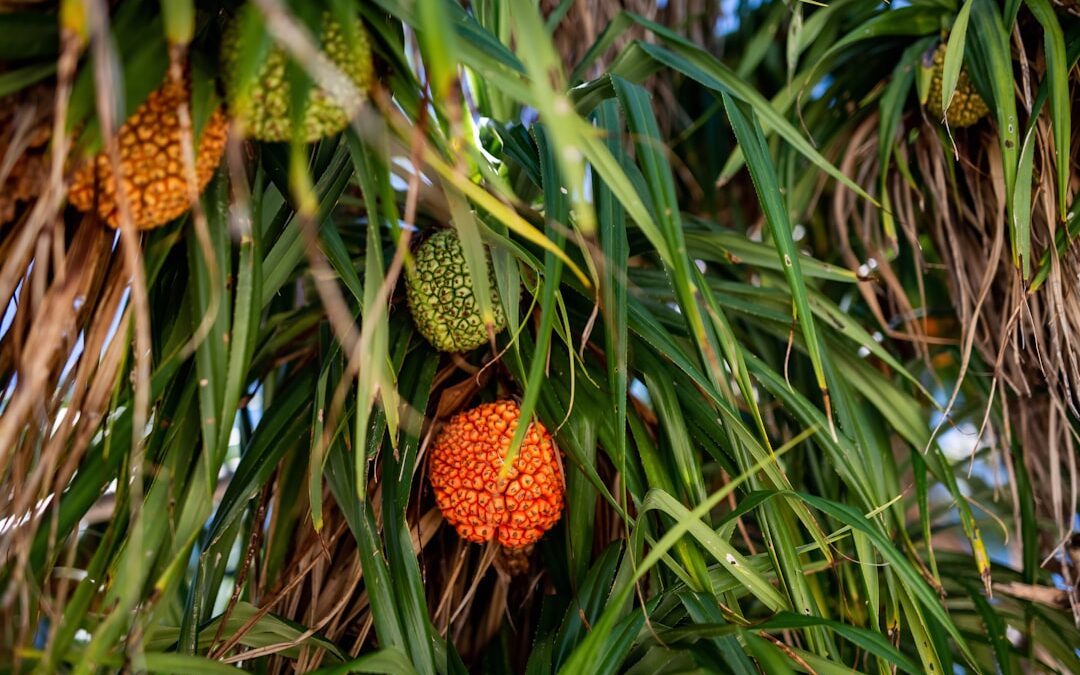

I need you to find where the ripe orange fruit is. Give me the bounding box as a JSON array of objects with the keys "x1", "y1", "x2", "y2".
[
  {"x1": 428, "y1": 400, "x2": 564, "y2": 549},
  {"x1": 68, "y1": 78, "x2": 228, "y2": 230}
]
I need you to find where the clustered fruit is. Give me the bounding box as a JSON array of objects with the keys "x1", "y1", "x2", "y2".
[
  {"x1": 428, "y1": 401, "x2": 564, "y2": 549},
  {"x1": 405, "y1": 229, "x2": 508, "y2": 353},
  {"x1": 68, "y1": 8, "x2": 374, "y2": 230},
  {"x1": 221, "y1": 10, "x2": 373, "y2": 142},
  {"x1": 68, "y1": 78, "x2": 229, "y2": 230},
  {"x1": 926, "y1": 42, "x2": 989, "y2": 128}
]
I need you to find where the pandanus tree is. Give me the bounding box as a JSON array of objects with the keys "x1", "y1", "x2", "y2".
[{"x1": 0, "y1": 0, "x2": 1079, "y2": 672}]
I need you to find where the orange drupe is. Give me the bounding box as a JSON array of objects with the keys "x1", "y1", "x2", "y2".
[
  {"x1": 428, "y1": 400, "x2": 564, "y2": 549},
  {"x1": 69, "y1": 78, "x2": 228, "y2": 230}
]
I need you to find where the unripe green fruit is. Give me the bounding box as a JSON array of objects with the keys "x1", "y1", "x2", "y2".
[
  {"x1": 926, "y1": 42, "x2": 988, "y2": 128},
  {"x1": 221, "y1": 10, "x2": 373, "y2": 142},
  {"x1": 405, "y1": 229, "x2": 508, "y2": 353}
]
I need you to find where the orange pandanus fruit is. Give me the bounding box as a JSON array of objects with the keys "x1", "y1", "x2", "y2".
[
  {"x1": 428, "y1": 400, "x2": 564, "y2": 550},
  {"x1": 68, "y1": 77, "x2": 228, "y2": 230}
]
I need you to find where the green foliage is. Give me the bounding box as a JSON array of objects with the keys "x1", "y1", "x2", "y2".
[{"x1": 1, "y1": 0, "x2": 1078, "y2": 673}]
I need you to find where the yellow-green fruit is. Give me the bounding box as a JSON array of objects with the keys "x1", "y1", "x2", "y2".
[
  {"x1": 405, "y1": 229, "x2": 507, "y2": 353},
  {"x1": 927, "y1": 43, "x2": 989, "y2": 128},
  {"x1": 221, "y1": 11, "x2": 373, "y2": 142}
]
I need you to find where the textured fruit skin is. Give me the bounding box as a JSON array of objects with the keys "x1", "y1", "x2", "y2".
[
  {"x1": 926, "y1": 43, "x2": 989, "y2": 128},
  {"x1": 428, "y1": 401, "x2": 564, "y2": 549},
  {"x1": 0, "y1": 83, "x2": 52, "y2": 224},
  {"x1": 221, "y1": 11, "x2": 373, "y2": 142},
  {"x1": 68, "y1": 79, "x2": 228, "y2": 230},
  {"x1": 405, "y1": 229, "x2": 507, "y2": 353}
]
